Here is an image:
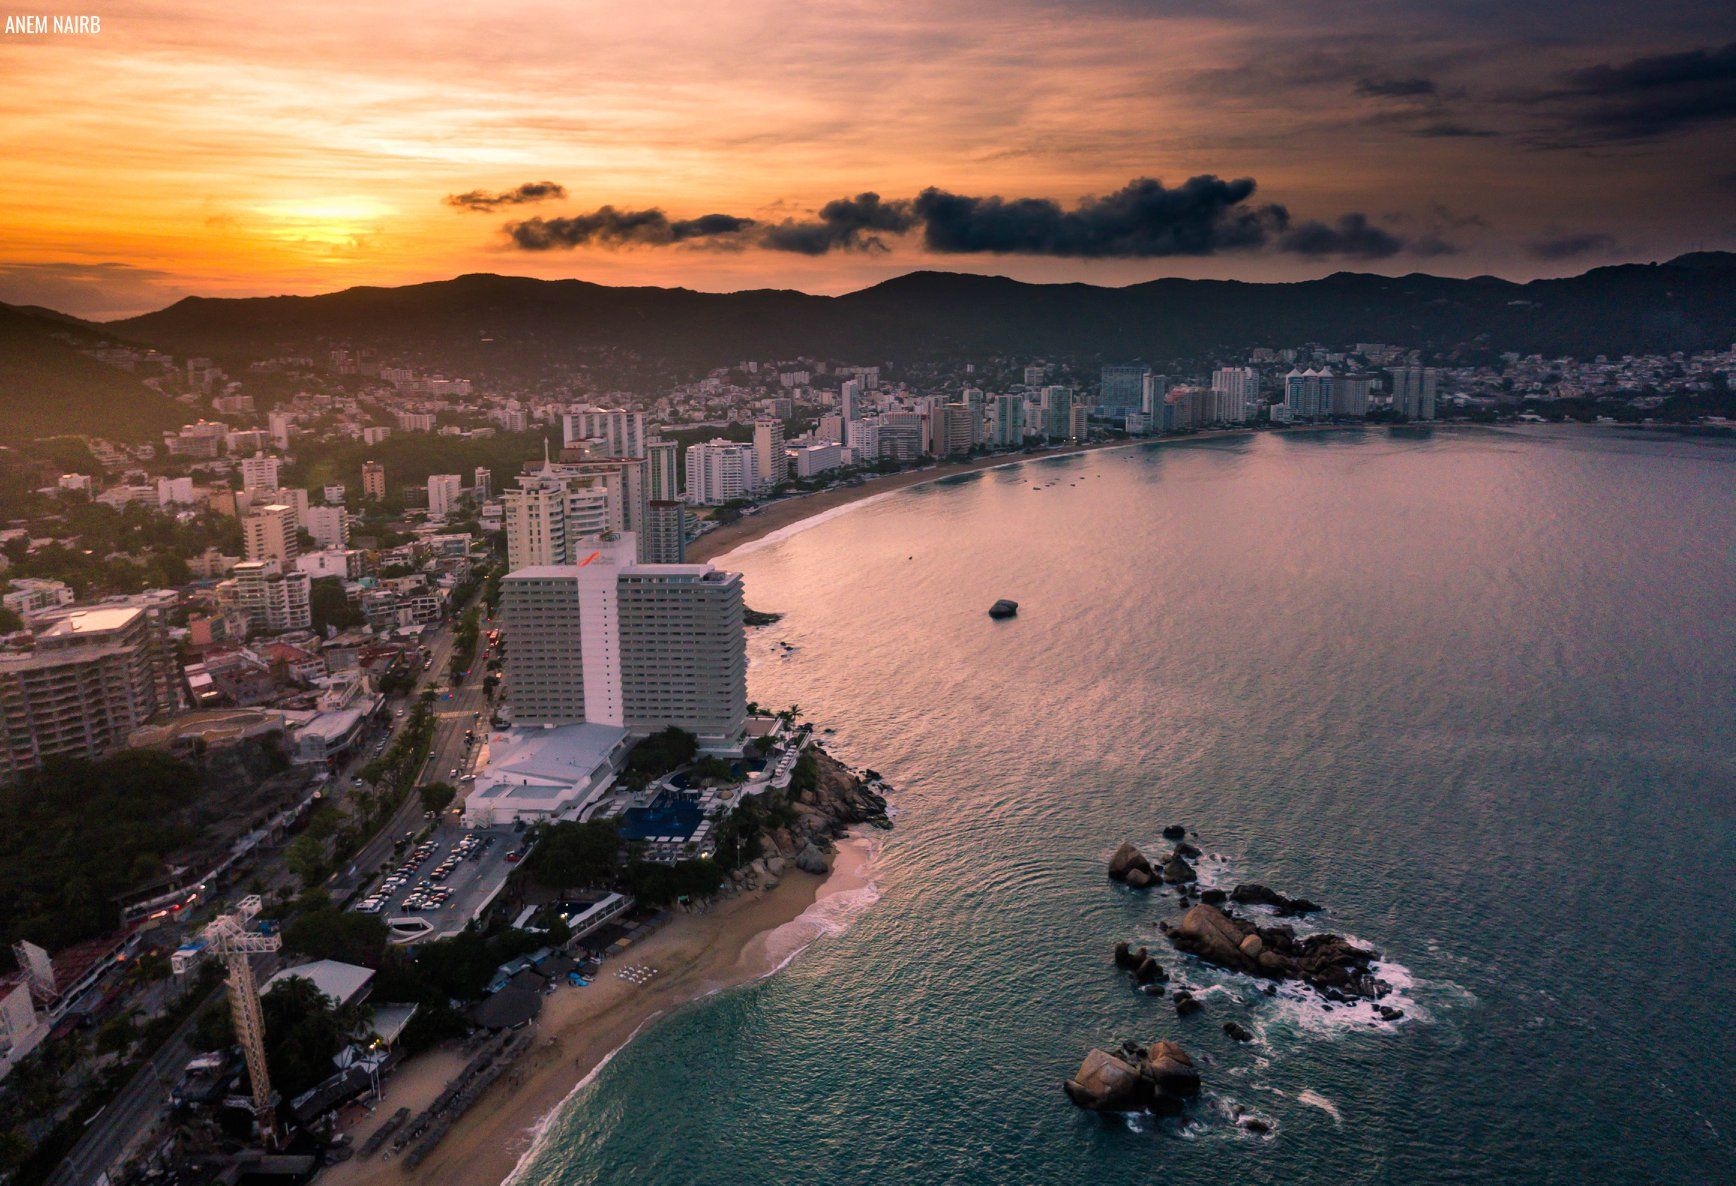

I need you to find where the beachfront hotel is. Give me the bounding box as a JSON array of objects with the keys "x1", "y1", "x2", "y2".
[{"x1": 500, "y1": 533, "x2": 748, "y2": 753}]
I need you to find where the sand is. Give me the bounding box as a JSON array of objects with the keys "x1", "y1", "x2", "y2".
[{"x1": 322, "y1": 837, "x2": 878, "y2": 1186}]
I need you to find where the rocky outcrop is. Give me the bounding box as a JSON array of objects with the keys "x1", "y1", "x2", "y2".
[
  {"x1": 1107, "y1": 842, "x2": 1153, "y2": 883},
  {"x1": 793, "y1": 842, "x2": 832, "y2": 874},
  {"x1": 1162, "y1": 824, "x2": 1187, "y2": 840},
  {"x1": 1222, "y1": 1021, "x2": 1254, "y2": 1042},
  {"x1": 1163, "y1": 904, "x2": 1384, "y2": 999},
  {"x1": 1161, "y1": 852, "x2": 1197, "y2": 884},
  {"x1": 1230, "y1": 883, "x2": 1322, "y2": 917},
  {"x1": 1064, "y1": 1040, "x2": 1199, "y2": 1115}
]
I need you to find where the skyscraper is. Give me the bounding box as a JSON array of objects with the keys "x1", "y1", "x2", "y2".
[
  {"x1": 990, "y1": 393, "x2": 1023, "y2": 447},
  {"x1": 1283, "y1": 369, "x2": 1334, "y2": 420},
  {"x1": 562, "y1": 405, "x2": 647, "y2": 458},
  {"x1": 361, "y1": 460, "x2": 386, "y2": 501},
  {"x1": 685, "y1": 439, "x2": 758, "y2": 505},
  {"x1": 1099, "y1": 365, "x2": 1150, "y2": 416},
  {"x1": 753, "y1": 418, "x2": 787, "y2": 488},
  {"x1": 645, "y1": 500, "x2": 687, "y2": 563},
  {"x1": 473, "y1": 466, "x2": 492, "y2": 502},
  {"x1": 1141, "y1": 372, "x2": 1170, "y2": 417},
  {"x1": 839, "y1": 379, "x2": 862, "y2": 422},
  {"x1": 647, "y1": 438, "x2": 681, "y2": 502},
  {"x1": 243, "y1": 503, "x2": 299, "y2": 565},
  {"x1": 1210, "y1": 367, "x2": 1259, "y2": 423},
  {"x1": 504, "y1": 469, "x2": 613, "y2": 570},
  {"x1": 1389, "y1": 366, "x2": 1439, "y2": 421},
  {"x1": 502, "y1": 534, "x2": 747, "y2": 750},
  {"x1": 1041, "y1": 386, "x2": 1073, "y2": 440}
]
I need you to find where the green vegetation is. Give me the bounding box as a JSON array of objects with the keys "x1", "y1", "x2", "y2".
[
  {"x1": 449, "y1": 605, "x2": 481, "y2": 680},
  {"x1": 524, "y1": 819, "x2": 622, "y2": 889},
  {"x1": 0, "y1": 751, "x2": 204, "y2": 962},
  {"x1": 617, "y1": 726, "x2": 698, "y2": 791},
  {"x1": 418, "y1": 781, "x2": 456, "y2": 816},
  {"x1": 282, "y1": 429, "x2": 552, "y2": 511},
  {"x1": 0, "y1": 308, "x2": 186, "y2": 446},
  {"x1": 1, "y1": 502, "x2": 242, "y2": 597},
  {"x1": 194, "y1": 974, "x2": 368, "y2": 1099},
  {"x1": 309, "y1": 577, "x2": 365, "y2": 632}
]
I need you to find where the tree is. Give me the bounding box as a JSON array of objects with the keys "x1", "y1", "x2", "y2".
[
  {"x1": 525, "y1": 820, "x2": 623, "y2": 890},
  {"x1": 285, "y1": 834, "x2": 327, "y2": 889},
  {"x1": 309, "y1": 578, "x2": 364, "y2": 632},
  {"x1": 284, "y1": 906, "x2": 388, "y2": 968},
  {"x1": 418, "y1": 782, "x2": 456, "y2": 815},
  {"x1": 259, "y1": 977, "x2": 361, "y2": 1098}
]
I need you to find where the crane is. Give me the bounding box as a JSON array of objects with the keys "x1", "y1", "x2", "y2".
[{"x1": 171, "y1": 895, "x2": 282, "y2": 1146}]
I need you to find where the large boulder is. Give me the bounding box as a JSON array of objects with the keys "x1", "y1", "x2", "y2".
[
  {"x1": 1063, "y1": 1049, "x2": 1144, "y2": 1111},
  {"x1": 1108, "y1": 842, "x2": 1153, "y2": 882},
  {"x1": 794, "y1": 842, "x2": 832, "y2": 875},
  {"x1": 1124, "y1": 867, "x2": 1154, "y2": 889},
  {"x1": 1162, "y1": 824, "x2": 1187, "y2": 840},
  {"x1": 1167, "y1": 905, "x2": 1254, "y2": 972},
  {"x1": 1161, "y1": 853, "x2": 1198, "y2": 885},
  {"x1": 1142, "y1": 1041, "x2": 1200, "y2": 1097},
  {"x1": 1164, "y1": 904, "x2": 1381, "y2": 998}
]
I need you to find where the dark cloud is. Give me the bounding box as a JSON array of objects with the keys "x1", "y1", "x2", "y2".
[
  {"x1": 1409, "y1": 122, "x2": 1498, "y2": 137},
  {"x1": 1532, "y1": 40, "x2": 1736, "y2": 143},
  {"x1": 910, "y1": 176, "x2": 1290, "y2": 258},
  {"x1": 445, "y1": 181, "x2": 569, "y2": 212},
  {"x1": 505, "y1": 207, "x2": 755, "y2": 249},
  {"x1": 1277, "y1": 213, "x2": 1407, "y2": 259},
  {"x1": 760, "y1": 193, "x2": 916, "y2": 254},
  {"x1": 1527, "y1": 232, "x2": 1618, "y2": 259},
  {"x1": 1355, "y1": 76, "x2": 1437, "y2": 99}
]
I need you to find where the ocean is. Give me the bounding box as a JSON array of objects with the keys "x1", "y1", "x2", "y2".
[{"x1": 515, "y1": 425, "x2": 1736, "y2": 1186}]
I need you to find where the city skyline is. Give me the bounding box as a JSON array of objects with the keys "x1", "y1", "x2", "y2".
[{"x1": 2, "y1": 0, "x2": 1733, "y2": 316}]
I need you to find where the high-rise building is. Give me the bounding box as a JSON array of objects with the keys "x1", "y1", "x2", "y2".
[
  {"x1": 427, "y1": 473, "x2": 464, "y2": 518},
  {"x1": 645, "y1": 500, "x2": 687, "y2": 564},
  {"x1": 1141, "y1": 373, "x2": 1171, "y2": 417},
  {"x1": 502, "y1": 535, "x2": 746, "y2": 749},
  {"x1": 647, "y1": 438, "x2": 681, "y2": 502},
  {"x1": 222, "y1": 560, "x2": 311, "y2": 634},
  {"x1": 239, "y1": 455, "x2": 280, "y2": 491},
  {"x1": 0, "y1": 606, "x2": 182, "y2": 780},
  {"x1": 753, "y1": 418, "x2": 787, "y2": 488},
  {"x1": 1041, "y1": 387, "x2": 1074, "y2": 440},
  {"x1": 473, "y1": 466, "x2": 492, "y2": 502},
  {"x1": 504, "y1": 469, "x2": 614, "y2": 571},
  {"x1": 1210, "y1": 367, "x2": 1259, "y2": 424},
  {"x1": 553, "y1": 453, "x2": 651, "y2": 556},
  {"x1": 839, "y1": 379, "x2": 862, "y2": 422},
  {"x1": 685, "y1": 439, "x2": 758, "y2": 505},
  {"x1": 1389, "y1": 366, "x2": 1439, "y2": 421},
  {"x1": 990, "y1": 393, "x2": 1023, "y2": 447},
  {"x1": 1068, "y1": 403, "x2": 1091, "y2": 443},
  {"x1": 303, "y1": 504, "x2": 349, "y2": 550},
  {"x1": 846, "y1": 418, "x2": 881, "y2": 460},
  {"x1": 267, "y1": 411, "x2": 294, "y2": 450},
  {"x1": 1023, "y1": 363, "x2": 1046, "y2": 386},
  {"x1": 1331, "y1": 375, "x2": 1375, "y2": 418},
  {"x1": 361, "y1": 461, "x2": 386, "y2": 501},
  {"x1": 561, "y1": 406, "x2": 647, "y2": 458},
  {"x1": 1283, "y1": 368, "x2": 1334, "y2": 420},
  {"x1": 941, "y1": 403, "x2": 975, "y2": 456},
  {"x1": 1099, "y1": 365, "x2": 1150, "y2": 416},
  {"x1": 243, "y1": 503, "x2": 299, "y2": 565}
]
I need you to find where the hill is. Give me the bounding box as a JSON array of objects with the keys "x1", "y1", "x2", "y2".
[
  {"x1": 103, "y1": 255, "x2": 1736, "y2": 373},
  {"x1": 0, "y1": 304, "x2": 184, "y2": 445}
]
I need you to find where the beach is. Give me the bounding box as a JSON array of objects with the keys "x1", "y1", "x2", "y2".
[
  {"x1": 322, "y1": 837, "x2": 878, "y2": 1186},
  {"x1": 686, "y1": 437, "x2": 1152, "y2": 563}
]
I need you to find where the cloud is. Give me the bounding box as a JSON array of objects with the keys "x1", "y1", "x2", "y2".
[
  {"x1": 910, "y1": 175, "x2": 1290, "y2": 258},
  {"x1": 1355, "y1": 76, "x2": 1438, "y2": 99},
  {"x1": 1531, "y1": 40, "x2": 1736, "y2": 143},
  {"x1": 1527, "y1": 232, "x2": 1618, "y2": 259},
  {"x1": 1409, "y1": 122, "x2": 1498, "y2": 138},
  {"x1": 505, "y1": 208, "x2": 755, "y2": 249},
  {"x1": 445, "y1": 181, "x2": 569, "y2": 212},
  {"x1": 760, "y1": 193, "x2": 917, "y2": 254},
  {"x1": 1277, "y1": 213, "x2": 1407, "y2": 258}
]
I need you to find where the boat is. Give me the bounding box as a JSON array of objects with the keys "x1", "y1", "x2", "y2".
[{"x1": 988, "y1": 599, "x2": 1019, "y2": 619}]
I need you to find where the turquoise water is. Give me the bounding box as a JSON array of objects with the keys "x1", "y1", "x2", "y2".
[{"x1": 517, "y1": 426, "x2": 1736, "y2": 1186}]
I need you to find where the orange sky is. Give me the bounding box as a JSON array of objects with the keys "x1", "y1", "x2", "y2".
[{"x1": 1, "y1": 0, "x2": 1731, "y2": 316}]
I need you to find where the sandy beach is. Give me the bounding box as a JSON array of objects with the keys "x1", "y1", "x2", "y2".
[
  {"x1": 686, "y1": 436, "x2": 1160, "y2": 563},
  {"x1": 322, "y1": 837, "x2": 878, "y2": 1186}
]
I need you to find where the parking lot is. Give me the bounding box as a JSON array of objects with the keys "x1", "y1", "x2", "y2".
[{"x1": 351, "y1": 824, "x2": 526, "y2": 942}]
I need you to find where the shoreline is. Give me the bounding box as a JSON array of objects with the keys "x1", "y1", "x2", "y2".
[
  {"x1": 687, "y1": 423, "x2": 1412, "y2": 564},
  {"x1": 320, "y1": 837, "x2": 878, "y2": 1186}
]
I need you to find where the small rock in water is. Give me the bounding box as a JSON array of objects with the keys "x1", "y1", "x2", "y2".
[
  {"x1": 1379, "y1": 1005, "x2": 1405, "y2": 1021},
  {"x1": 1240, "y1": 1117, "x2": 1272, "y2": 1135},
  {"x1": 1175, "y1": 993, "x2": 1203, "y2": 1017},
  {"x1": 1222, "y1": 1021, "x2": 1254, "y2": 1042},
  {"x1": 1162, "y1": 824, "x2": 1187, "y2": 840},
  {"x1": 1200, "y1": 888, "x2": 1227, "y2": 905}
]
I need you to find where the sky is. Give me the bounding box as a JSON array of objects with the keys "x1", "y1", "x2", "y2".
[{"x1": 0, "y1": 0, "x2": 1732, "y2": 317}]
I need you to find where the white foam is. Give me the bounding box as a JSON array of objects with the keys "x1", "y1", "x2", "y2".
[
  {"x1": 1296, "y1": 1089, "x2": 1343, "y2": 1125},
  {"x1": 710, "y1": 489, "x2": 902, "y2": 561}
]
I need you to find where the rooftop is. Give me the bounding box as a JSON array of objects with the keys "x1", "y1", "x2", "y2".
[{"x1": 262, "y1": 959, "x2": 375, "y2": 1008}]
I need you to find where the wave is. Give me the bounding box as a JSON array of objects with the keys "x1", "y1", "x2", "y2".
[{"x1": 711, "y1": 490, "x2": 903, "y2": 561}]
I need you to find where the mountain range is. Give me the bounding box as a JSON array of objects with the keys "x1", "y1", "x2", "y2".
[{"x1": 1, "y1": 254, "x2": 1732, "y2": 446}]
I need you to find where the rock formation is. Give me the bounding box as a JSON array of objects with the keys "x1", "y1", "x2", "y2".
[
  {"x1": 1107, "y1": 842, "x2": 1154, "y2": 883},
  {"x1": 1230, "y1": 883, "x2": 1322, "y2": 916},
  {"x1": 1163, "y1": 904, "x2": 1385, "y2": 999},
  {"x1": 1064, "y1": 1039, "x2": 1200, "y2": 1115}
]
